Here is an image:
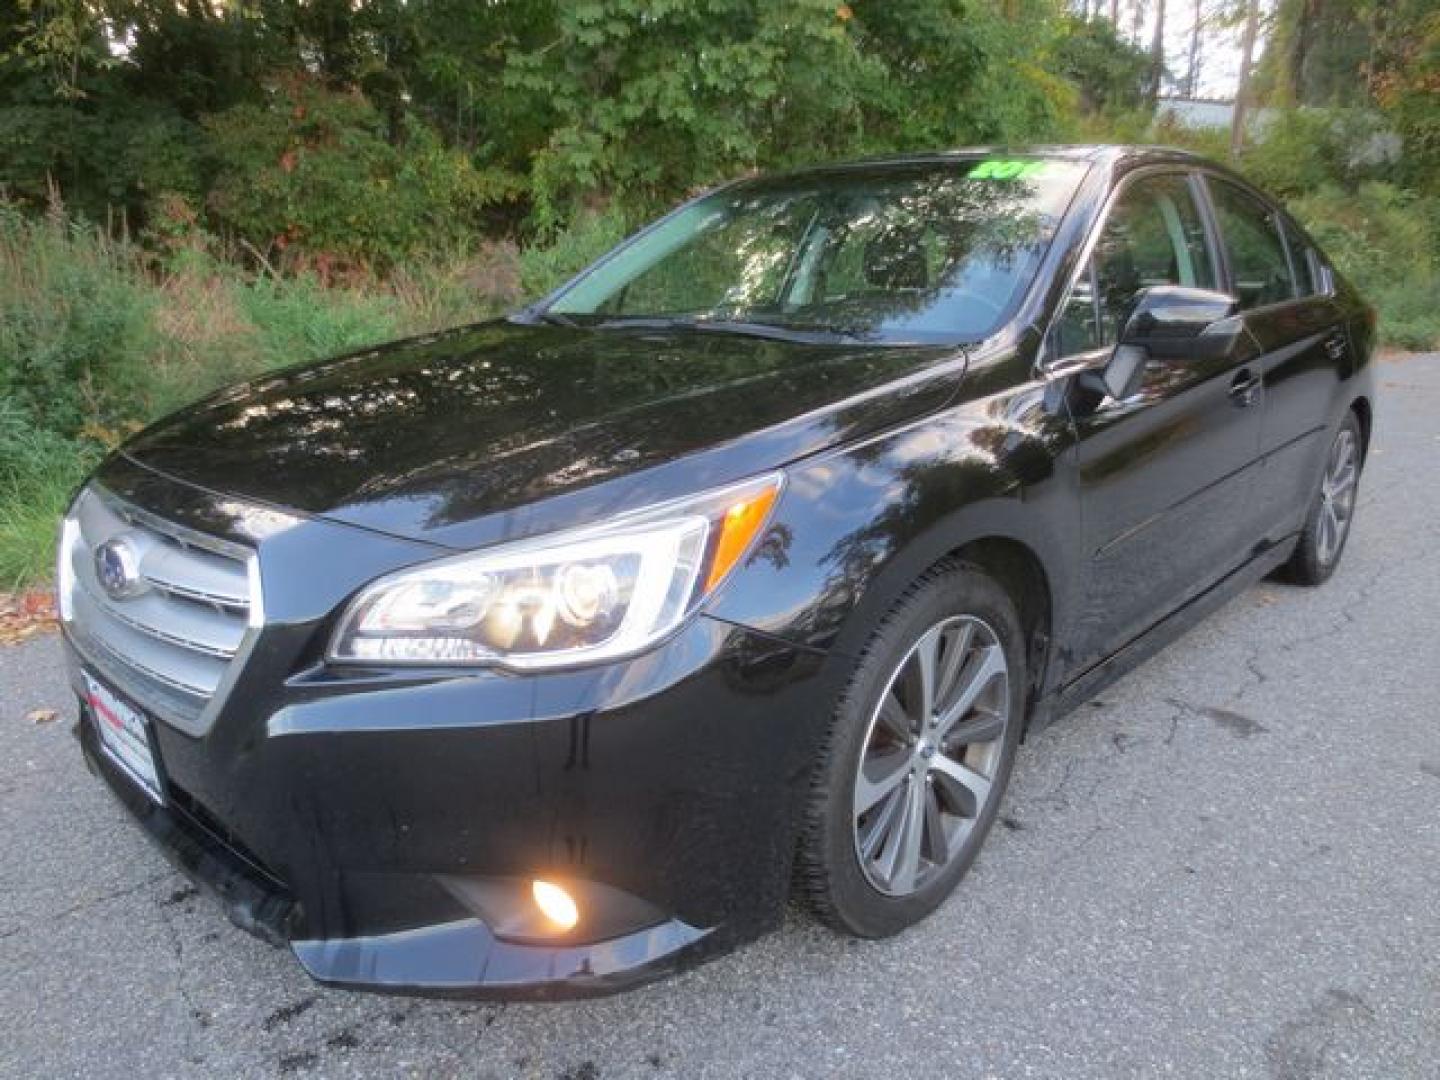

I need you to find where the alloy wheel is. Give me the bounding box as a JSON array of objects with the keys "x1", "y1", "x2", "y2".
[
  {"x1": 852, "y1": 615, "x2": 1010, "y2": 897},
  {"x1": 1316, "y1": 426, "x2": 1359, "y2": 567}
]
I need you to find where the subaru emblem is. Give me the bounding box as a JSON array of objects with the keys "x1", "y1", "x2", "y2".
[{"x1": 94, "y1": 536, "x2": 143, "y2": 600}]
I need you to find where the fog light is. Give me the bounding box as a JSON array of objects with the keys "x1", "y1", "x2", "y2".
[{"x1": 531, "y1": 879, "x2": 579, "y2": 931}]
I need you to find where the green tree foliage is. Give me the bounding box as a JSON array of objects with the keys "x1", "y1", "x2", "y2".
[
  {"x1": 847, "y1": 0, "x2": 1076, "y2": 150},
  {"x1": 0, "y1": 0, "x2": 1128, "y2": 249},
  {"x1": 1052, "y1": 13, "x2": 1151, "y2": 115},
  {"x1": 1370, "y1": 5, "x2": 1440, "y2": 193},
  {"x1": 1259, "y1": 0, "x2": 1373, "y2": 107},
  {"x1": 506, "y1": 0, "x2": 871, "y2": 225}
]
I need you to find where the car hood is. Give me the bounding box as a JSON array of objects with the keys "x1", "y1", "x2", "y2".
[{"x1": 121, "y1": 320, "x2": 964, "y2": 549}]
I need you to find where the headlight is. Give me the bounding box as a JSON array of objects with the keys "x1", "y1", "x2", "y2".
[{"x1": 328, "y1": 473, "x2": 783, "y2": 669}]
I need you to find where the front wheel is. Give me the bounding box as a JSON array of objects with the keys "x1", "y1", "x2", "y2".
[
  {"x1": 796, "y1": 562, "x2": 1024, "y2": 938},
  {"x1": 1282, "y1": 413, "x2": 1363, "y2": 587}
]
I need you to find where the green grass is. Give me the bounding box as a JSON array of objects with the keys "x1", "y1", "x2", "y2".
[
  {"x1": 517, "y1": 208, "x2": 630, "y2": 297},
  {"x1": 0, "y1": 402, "x2": 99, "y2": 590}
]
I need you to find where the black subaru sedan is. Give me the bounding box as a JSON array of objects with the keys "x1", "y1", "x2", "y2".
[{"x1": 59, "y1": 146, "x2": 1374, "y2": 997}]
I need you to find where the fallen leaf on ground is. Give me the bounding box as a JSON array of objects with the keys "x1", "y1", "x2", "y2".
[
  {"x1": 26, "y1": 708, "x2": 59, "y2": 725},
  {"x1": 0, "y1": 590, "x2": 58, "y2": 646}
]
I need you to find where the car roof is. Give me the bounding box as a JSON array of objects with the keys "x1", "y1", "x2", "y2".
[
  {"x1": 898, "y1": 144, "x2": 1217, "y2": 166},
  {"x1": 746, "y1": 145, "x2": 1217, "y2": 185},
  {"x1": 844, "y1": 144, "x2": 1123, "y2": 164}
]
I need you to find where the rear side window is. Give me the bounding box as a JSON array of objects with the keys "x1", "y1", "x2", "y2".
[
  {"x1": 1208, "y1": 180, "x2": 1297, "y2": 309},
  {"x1": 1284, "y1": 220, "x2": 1332, "y2": 298},
  {"x1": 1054, "y1": 173, "x2": 1217, "y2": 357},
  {"x1": 1306, "y1": 249, "x2": 1333, "y2": 295},
  {"x1": 1271, "y1": 210, "x2": 1331, "y2": 297},
  {"x1": 1291, "y1": 242, "x2": 1318, "y2": 295}
]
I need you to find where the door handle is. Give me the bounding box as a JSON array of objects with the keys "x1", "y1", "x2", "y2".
[{"x1": 1229, "y1": 369, "x2": 1261, "y2": 407}]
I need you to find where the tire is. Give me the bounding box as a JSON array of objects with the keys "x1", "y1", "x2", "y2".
[
  {"x1": 1281, "y1": 412, "x2": 1363, "y2": 587},
  {"x1": 795, "y1": 561, "x2": 1025, "y2": 938}
]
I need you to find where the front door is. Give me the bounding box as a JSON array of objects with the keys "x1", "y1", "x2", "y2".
[{"x1": 1053, "y1": 171, "x2": 1266, "y2": 673}]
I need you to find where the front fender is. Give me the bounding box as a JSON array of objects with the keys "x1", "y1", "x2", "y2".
[{"x1": 706, "y1": 357, "x2": 1076, "y2": 696}]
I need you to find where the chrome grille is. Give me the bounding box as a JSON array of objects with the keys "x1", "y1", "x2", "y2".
[{"x1": 60, "y1": 484, "x2": 262, "y2": 737}]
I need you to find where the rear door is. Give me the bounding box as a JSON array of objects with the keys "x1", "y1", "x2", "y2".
[
  {"x1": 1053, "y1": 170, "x2": 1265, "y2": 672},
  {"x1": 1203, "y1": 176, "x2": 1348, "y2": 541}
]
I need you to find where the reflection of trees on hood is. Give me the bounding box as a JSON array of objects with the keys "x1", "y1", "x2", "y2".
[{"x1": 129, "y1": 318, "x2": 955, "y2": 530}]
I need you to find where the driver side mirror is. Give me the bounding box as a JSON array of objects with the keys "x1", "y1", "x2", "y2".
[
  {"x1": 1083, "y1": 286, "x2": 1241, "y2": 401},
  {"x1": 1119, "y1": 285, "x2": 1240, "y2": 355}
]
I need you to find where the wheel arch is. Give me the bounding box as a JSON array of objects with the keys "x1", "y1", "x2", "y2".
[
  {"x1": 946, "y1": 536, "x2": 1053, "y2": 720},
  {"x1": 822, "y1": 505, "x2": 1068, "y2": 732}
]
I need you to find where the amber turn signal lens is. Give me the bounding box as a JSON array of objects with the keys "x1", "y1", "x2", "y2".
[
  {"x1": 531, "y1": 879, "x2": 579, "y2": 930},
  {"x1": 704, "y1": 485, "x2": 780, "y2": 592}
]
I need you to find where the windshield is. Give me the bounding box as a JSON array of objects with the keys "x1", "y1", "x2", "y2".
[{"x1": 547, "y1": 158, "x2": 1088, "y2": 344}]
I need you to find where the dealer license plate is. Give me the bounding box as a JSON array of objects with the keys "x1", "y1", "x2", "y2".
[{"x1": 83, "y1": 671, "x2": 164, "y2": 805}]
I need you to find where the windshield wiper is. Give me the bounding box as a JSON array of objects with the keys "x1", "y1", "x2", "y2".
[
  {"x1": 531, "y1": 310, "x2": 583, "y2": 328},
  {"x1": 594, "y1": 316, "x2": 860, "y2": 344}
]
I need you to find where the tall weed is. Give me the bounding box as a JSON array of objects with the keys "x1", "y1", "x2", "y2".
[
  {"x1": 518, "y1": 208, "x2": 631, "y2": 298},
  {"x1": 0, "y1": 208, "x2": 158, "y2": 436},
  {"x1": 0, "y1": 402, "x2": 99, "y2": 589},
  {"x1": 236, "y1": 276, "x2": 403, "y2": 369}
]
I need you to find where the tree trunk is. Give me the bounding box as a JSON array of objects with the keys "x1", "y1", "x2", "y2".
[
  {"x1": 1231, "y1": 0, "x2": 1261, "y2": 155},
  {"x1": 1365, "y1": 0, "x2": 1385, "y2": 103},
  {"x1": 1288, "y1": 0, "x2": 1319, "y2": 104},
  {"x1": 1186, "y1": 0, "x2": 1203, "y2": 97},
  {"x1": 1149, "y1": 0, "x2": 1167, "y2": 103},
  {"x1": 1111, "y1": 0, "x2": 1121, "y2": 26}
]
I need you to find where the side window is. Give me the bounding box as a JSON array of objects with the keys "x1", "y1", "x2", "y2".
[
  {"x1": 1283, "y1": 219, "x2": 1332, "y2": 298},
  {"x1": 1307, "y1": 250, "x2": 1333, "y2": 295},
  {"x1": 1285, "y1": 224, "x2": 1318, "y2": 296},
  {"x1": 1055, "y1": 174, "x2": 1217, "y2": 357},
  {"x1": 1209, "y1": 180, "x2": 1297, "y2": 309}
]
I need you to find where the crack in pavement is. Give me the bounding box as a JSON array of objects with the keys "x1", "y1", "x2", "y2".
[
  {"x1": 155, "y1": 888, "x2": 210, "y2": 1067},
  {"x1": 0, "y1": 872, "x2": 169, "y2": 942},
  {"x1": 1225, "y1": 563, "x2": 1390, "y2": 703}
]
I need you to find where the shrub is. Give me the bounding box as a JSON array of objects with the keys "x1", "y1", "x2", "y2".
[
  {"x1": 1053, "y1": 15, "x2": 1151, "y2": 115},
  {"x1": 204, "y1": 76, "x2": 525, "y2": 272},
  {"x1": 1240, "y1": 108, "x2": 1401, "y2": 198},
  {"x1": 1290, "y1": 182, "x2": 1440, "y2": 349}
]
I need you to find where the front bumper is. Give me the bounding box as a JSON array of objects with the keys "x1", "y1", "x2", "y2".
[{"x1": 67, "y1": 612, "x2": 831, "y2": 998}]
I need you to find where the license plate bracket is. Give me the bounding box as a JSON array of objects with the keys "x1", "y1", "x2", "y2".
[{"x1": 82, "y1": 670, "x2": 165, "y2": 805}]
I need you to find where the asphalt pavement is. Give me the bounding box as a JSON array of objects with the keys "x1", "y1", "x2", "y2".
[{"x1": 2, "y1": 352, "x2": 1437, "y2": 1079}]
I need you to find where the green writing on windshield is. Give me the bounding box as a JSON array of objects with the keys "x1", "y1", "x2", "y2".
[{"x1": 967, "y1": 159, "x2": 1049, "y2": 180}]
